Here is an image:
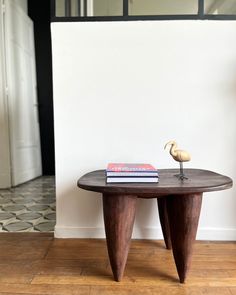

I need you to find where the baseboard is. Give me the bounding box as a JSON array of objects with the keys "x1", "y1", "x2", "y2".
[
  {"x1": 196, "y1": 227, "x2": 236, "y2": 241},
  {"x1": 54, "y1": 225, "x2": 236, "y2": 241},
  {"x1": 54, "y1": 226, "x2": 106, "y2": 238}
]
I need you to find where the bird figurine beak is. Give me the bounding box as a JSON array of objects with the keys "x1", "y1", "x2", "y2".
[
  {"x1": 164, "y1": 140, "x2": 176, "y2": 150},
  {"x1": 164, "y1": 143, "x2": 168, "y2": 150}
]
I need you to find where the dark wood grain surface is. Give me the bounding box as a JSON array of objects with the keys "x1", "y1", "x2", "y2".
[
  {"x1": 103, "y1": 194, "x2": 137, "y2": 282},
  {"x1": 157, "y1": 197, "x2": 172, "y2": 250},
  {"x1": 78, "y1": 169, "x2": 232, "y2": 196},
  {"x1": 166, "y1": 193, "x2": 203, "y2": 283}
]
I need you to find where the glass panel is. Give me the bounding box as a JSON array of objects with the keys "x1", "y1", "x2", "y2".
[
  {"x1": 55, "y1": 0, "x2": 123, "y2": 17},
  {"x1": 55, "y1": 0, "x2": 65, "y2": 16},
  {"x1": 205, "y1": 0, "x2": 236, "y2": 15},
  {"x1": 56, "y1": 0, "x2": 80, "y2": 17},
  {"x1": 93, "y1": 0, "x2": 123, "y2": 16},
  {"x1": 129, "y1": 0, "x2": 198, "y2": 15}
]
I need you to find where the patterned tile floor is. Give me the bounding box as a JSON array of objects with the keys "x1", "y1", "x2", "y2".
[{"x1": 0, "y1": 176, "x2": 55, "y2": 232}]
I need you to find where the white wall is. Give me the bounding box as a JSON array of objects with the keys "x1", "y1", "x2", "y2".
[{"x1": 51, "y1": 21, "x2": 236, "y2": 240}]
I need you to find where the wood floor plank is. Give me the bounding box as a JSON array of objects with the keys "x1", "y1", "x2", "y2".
[
  {"x1": 0, "y1": 274, "x2": 33, "y2": 284},
  {"x1": 31, "y1": 274, "x2": 236, "y2": 287},
  {"x1": 229, "y1": 287, "x2": 236, "y2": 295},
  {"x1": 0, "y1": 233, "x2": 53, "y2": 262},
  {"x1": 227, "y1": 271, "x2": 236, "y2": 277},
  {"x1": 189, "y1": 261, "x2": 236, "y2": 270},
  {"x1": 0, "y1": 293, "x2": 43, "y2": 295},
  {"x1": 90, "y1": 286, "x2": 232, "y2": 295},
  {"x1": 0, "y1": 284, "x2": 90, "y2": 295}
]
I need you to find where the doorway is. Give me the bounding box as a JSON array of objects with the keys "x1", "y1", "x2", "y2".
[
  {"x1": 28, "y1": 0, "x2": 55, "y2": 176},
  {"x1": 0, "y1": 0, "x2": 55, "y2": 232}
]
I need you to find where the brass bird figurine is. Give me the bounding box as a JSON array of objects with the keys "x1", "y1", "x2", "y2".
[{"x1": 164, "y1": 140, "x2": 191, "y2": 180}]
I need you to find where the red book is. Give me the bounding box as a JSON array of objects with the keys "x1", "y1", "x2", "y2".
[{"x1": 106, "y1": 163, "x2": 158, "y2": 177}]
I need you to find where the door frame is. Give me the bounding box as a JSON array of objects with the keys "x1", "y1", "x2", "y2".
[{"x1": 0, "y1": 0, "x2": 11, "y2": 188}]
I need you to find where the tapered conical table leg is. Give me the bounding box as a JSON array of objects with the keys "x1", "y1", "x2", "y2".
[
  {"x1": 157, "y1": 197, "x2": 172, "y2": 250},
  {"x1": 166, "y1": 193, "x2": 202, "y2": 283},
  {"x1": 103, "y1": 194, "x2": 137, "y2": 282}
]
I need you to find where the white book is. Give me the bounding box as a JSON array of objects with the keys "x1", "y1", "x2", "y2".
[
  {"x1": 106, "y1": 172, "x2": 158, "y2": 177},
  {"x1": 106, "y1": 177, "x2": 159, "y2": 183}
]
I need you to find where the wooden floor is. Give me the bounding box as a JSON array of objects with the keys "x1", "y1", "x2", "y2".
[{"x1": 0, "y1": 234, "x2": 236, "y2": 295}]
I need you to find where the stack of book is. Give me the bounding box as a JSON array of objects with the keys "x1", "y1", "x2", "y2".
[{"x1": 106, "y1": 163, "x2": 159, "y2": 183}]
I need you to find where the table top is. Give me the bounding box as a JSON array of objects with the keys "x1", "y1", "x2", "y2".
[{"x1": 77, "y1": 169, "x2": 233, "y2": 196}]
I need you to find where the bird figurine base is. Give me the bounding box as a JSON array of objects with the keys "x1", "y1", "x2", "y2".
[{"x1": 175, "y1": 173, "x2": 188, "y2": 181}]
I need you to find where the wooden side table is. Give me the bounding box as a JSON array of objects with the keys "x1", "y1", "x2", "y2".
[{"x1": 78, "y1": 169, "x2": 232, "y2": 283}]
